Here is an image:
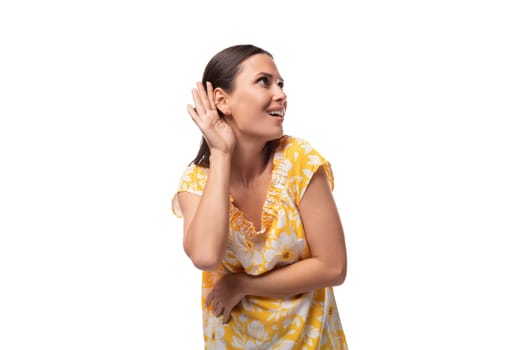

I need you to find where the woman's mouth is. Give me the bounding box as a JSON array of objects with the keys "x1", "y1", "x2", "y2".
[{"x1": 267, "y1": 109, "x2": 285, "y2": 119}]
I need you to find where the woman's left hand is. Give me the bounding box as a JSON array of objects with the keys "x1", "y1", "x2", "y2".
[{"x1": 206, "y1": 273, "x2": 245, "y2": 324}]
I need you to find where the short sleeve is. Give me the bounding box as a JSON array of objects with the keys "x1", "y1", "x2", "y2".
[
  {"x1": 171, "y1": 164, "x2": 208, "y2": 218},
  {"x1": 283, "y1": 137, "x2": 334, "y2": 204}
]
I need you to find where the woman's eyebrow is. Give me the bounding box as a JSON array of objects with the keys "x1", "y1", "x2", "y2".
[{"x1": 256, "y1": 72, "x2": 284, "y2": 82}]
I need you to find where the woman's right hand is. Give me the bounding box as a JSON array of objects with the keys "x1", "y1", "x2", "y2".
[{"x1": 187, "y1": 81, "x2": 236, "y2": 155}]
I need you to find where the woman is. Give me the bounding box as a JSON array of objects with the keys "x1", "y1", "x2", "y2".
[{"x1": 172, "y1": 44, "x2": 348, "y2": 349}]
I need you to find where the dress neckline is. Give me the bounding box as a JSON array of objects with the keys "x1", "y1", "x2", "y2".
[{"x1": 229, "y1": 136, "x2": 289, "y2": 237}]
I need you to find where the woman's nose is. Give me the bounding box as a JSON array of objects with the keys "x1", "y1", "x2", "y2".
[{"x1": 273, "y1": 86, "x2": 287, "y2": 102}]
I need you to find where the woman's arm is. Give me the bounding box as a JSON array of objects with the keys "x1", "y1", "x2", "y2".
[
  {"x1": 207, "y1": 168, "x2": 347, "y2": 322},
  {"x1": 244, "y1": 167, "x2": 347, "y2": 293},
  {"x1": 175, "y1": 81, "x2": 236, "y2": 271},
  {"x1": 176, "y1": 153, "x2": 231, "y2": 271}
]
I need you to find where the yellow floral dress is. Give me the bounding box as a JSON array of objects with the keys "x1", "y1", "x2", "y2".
[{"x1": 173, "y1": 135, "x2": 347, "y2": 349}]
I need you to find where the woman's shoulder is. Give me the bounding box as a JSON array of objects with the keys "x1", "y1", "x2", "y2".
[
  {"x1": 177, "y1": 163, "x2": 209, "y2": 191},
  {"x1": 181, "y1": 163, "x2": 208, "y2": 177},
  {"x1": 276, "y1": 135, "x2": 334, "y2": 199},
  {"x1": 279, "y1": 135, "x2": 319, "y2": 157}
]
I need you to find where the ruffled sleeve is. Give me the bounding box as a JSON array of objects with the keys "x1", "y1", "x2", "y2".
[
  {"x1": 283, "y1": 137, "x2": 334, "y2": 204},
  {"x1": 171, "y1": 164, "x2": 208, "y2": 218}
]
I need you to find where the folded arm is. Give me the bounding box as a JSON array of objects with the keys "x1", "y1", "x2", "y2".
[{"x1": 208, "y1": 168, "x2": 347, "y2": 322}]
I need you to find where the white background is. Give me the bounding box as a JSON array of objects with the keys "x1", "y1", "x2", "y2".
[{"x1": 1, "y1": 0, "x2": 524, "y2": 349}]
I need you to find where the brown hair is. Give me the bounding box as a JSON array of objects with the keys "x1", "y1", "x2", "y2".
[{"x1": 190, "y1": 44, "x2": 281, "y2": 167}]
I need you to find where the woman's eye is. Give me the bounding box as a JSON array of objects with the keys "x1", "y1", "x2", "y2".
[{"x1": 256, "y1": 77, "x2": 269, "y2": 86}]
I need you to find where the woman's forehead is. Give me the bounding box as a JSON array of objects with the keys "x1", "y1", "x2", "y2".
[{"x1": 237, "y1": 54, "x2": 281, "y2": 78}]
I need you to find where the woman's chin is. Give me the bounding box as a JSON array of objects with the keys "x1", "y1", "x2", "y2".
[{"x1": 270, "y1": 126, "x2": 284, "y2": 138}]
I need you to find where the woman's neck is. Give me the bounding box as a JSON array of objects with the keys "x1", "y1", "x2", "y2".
[{"x1": 230, "y1": 141, "x2": 271, "y2": 187}]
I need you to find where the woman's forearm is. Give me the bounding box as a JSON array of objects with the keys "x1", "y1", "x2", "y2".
[
  {"x1": 239, "y1": 256, "x2": 346, "y2": 298},
  {"x1": 184, "y1": 153, "x2": 231, "y2": 270}
]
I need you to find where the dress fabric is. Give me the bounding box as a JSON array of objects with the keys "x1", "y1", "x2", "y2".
[{"x1": 173, "y1": 135, "x2": 347, "y2": 349}]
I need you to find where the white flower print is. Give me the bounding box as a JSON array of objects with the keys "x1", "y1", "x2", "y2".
[
  {"x1": 278, "y1": 157, "x2": 292, "y2": 173},
  {"x1": 245, "y1": 340, "x2": 265, "y2": 349},
  {"x1": 232, "y1": 234, "x2": 263, "y2": 273},
  {"x1": 307, "y1": 154, "x2": 321, "y2": 166},
  {"x1": 282, "y1": 317, "x2": 292, "y2": 329},
  {"x1": 247, "y1": 320, "x2": 267, "y2": 339},
  {"x1": 298, "y1": 138, "x2": 313, "y2": 153},
  {"x1": 241, "y1": 297, "x2": 263, "y2": 314},
  {"x1": 263, "y1": 232, "x2": 305, "y2": 270},
  {"x1": 231, "y1": 320, "x2": 269, "y2": 349},
  {"x1": 245, "y1": 320, "x2": 269, "y2": 348},
  {"x1": 231, "y1": 333, "x2": 250, "y2": 349},
  {"x1": 303, "y1": 325, "x2": 321, "y2": 347},
  {"x1": 267, "y1": 298, "x2": 299, "y2": 322},
  {"x1": 203, "y1": 313, "x2": 226, "y2": 350},
  {"x1": 276, "y1": 210, "x2": 287, "y2": 229},
  {"x1": 269, "y1": 339, "x2": 296, "y2": 350},
  {"x1": 320, "y1": 290, "x2": 347, "y2": 349}
]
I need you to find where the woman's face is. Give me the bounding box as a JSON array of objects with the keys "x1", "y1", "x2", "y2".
[{"x1": 224, "y1": 53, "x2": 287, "y2": 142}]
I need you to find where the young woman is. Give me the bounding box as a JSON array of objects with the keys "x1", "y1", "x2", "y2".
[{"x1": 172, "y1": 44, "x2": 348, "y2": 349}]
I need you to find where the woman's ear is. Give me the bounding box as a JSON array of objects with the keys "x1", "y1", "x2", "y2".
[{"x1": 214, "y1": 88, "x2": 231, "y2": 115}]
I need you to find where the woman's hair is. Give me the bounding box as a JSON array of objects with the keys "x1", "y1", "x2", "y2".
[{"x1": 190, "y1": 44, "x2": 281, "y2": 167}]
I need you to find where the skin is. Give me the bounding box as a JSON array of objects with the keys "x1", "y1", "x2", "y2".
[{"x1": 176, "y1": 53, "x2": 347, "y2": 324}]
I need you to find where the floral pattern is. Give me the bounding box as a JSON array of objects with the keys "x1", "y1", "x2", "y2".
[{"x1": 173, "y1": 135, "x2": 347, "y2": 349}]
